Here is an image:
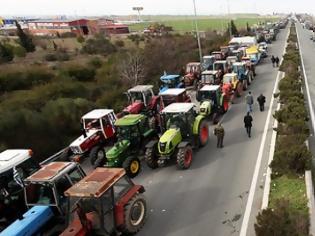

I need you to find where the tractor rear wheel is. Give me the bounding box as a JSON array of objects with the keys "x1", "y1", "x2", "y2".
[
  {"x1": 123, "y1": 156, "x2": 141, "y2": 178},
  {"x1": 198, "y1": 120, "x2": 209, "y2": 147},
  {"x1": 122, "y1": 193, "x2": 147, "y2": 234},
  {"x1": 145, "y1": 147, "x2": 158, "y2": 169},
  {"x1": 176, "y1": 145, "x2": 193, "y2": 169},
  {"x1": 89, "y1": 146, "x2": 105, "y2": 167}
]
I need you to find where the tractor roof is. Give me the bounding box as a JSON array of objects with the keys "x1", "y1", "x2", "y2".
[
  {"x1": 233, "y1": 62, "x2": 246, "y2": 66},
  {"x1": 82, "y1": 109, "x2": 114, "y2": 120},
  {"x1": 0, "y1": 149, "x2": 32, "y2": 173},
  {"x1": 214, "y1": 60, "x2": 227, "y2": 64},
  {"x1": 187, "y1": 62, "x2": 200, "y2": 66},
  {"x1": 160, "y1": 74, "x2": 180, "y2": 81},
  {"x1": 227, "y1": 56, "x2": 237, "y2": 59},
  {"x1": 162, "y1": 103, "x2": 194, "y2": 114},
  {"x1": 64, "y1": 168, "x2": 126, "y2": 198},
  {"x1": 224, "y1": 73, "x2": 238, "y2": 78},
  {"x1": 159, "y1": 88, "x2": 186, "y2": 96},
  {"x1": 212, "y1": 51, "x2": 222, "y2": 54},
  {"x1": 200, "y1": 85, "x2": 220, "y2": 91},
  {"x1": 202, "y1": 70, "x2": 218, "y2": 75},
  {"x1": 128, "y1": 85, "x2": 153, "y2": 93},
  {"x1": 115, "y1": 114, "x2": 145, "y2": 126},
  {"x1": 26, "y1": 162, "x2": 78, "y2": 183},
  {"x1": 203, "y1": 55, "x2": 215, "y2": 59}
]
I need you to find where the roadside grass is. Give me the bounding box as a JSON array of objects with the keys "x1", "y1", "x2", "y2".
[
  {"x1": 269, "y1": 175, "x2": 308, "y2": 214},
  {"x1": 129, "y1": 17, "x2": 279, "y2": 32}
]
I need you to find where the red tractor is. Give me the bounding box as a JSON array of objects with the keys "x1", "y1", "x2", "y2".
[
  {"x1": 183, "y1": 62, "x2": 201, "y2": 88},
  {"x1": 60, "y1": 168, "x2": 147, "y2": 236},
  {"x1": 68, "y1": 109, "x2": 117, "y2": 167},
  {"x1": 159, "y1": 88, "x2": 191, "y2": 109}
]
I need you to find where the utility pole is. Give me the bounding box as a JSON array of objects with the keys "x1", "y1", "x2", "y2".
[
  {"x1": 227, "y1": 0, "x2": 232, "y2": 39},
  {"x1": 193, "y1": 0, "x2": 203, "y2": 62}
]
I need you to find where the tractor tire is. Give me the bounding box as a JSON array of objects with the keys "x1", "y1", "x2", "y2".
[
  {"x1": 212, "y1": 112, "x2": 219, "y2": 125},
  {"x1": 123, "y1": 156, "x2": 141, "y2": 178},
  {"x1": 89, "y1": 146, "x2": 105, "y2": 167},
  {"x1": 176, "y1": 145, "x2": 193, "y2": 169},
  {"x1": 145, "y1": 147, "x2": 158, "y2": 169},
  {"x1": 121, "y1": 193, "x2": 147, "y2": 234},
  {"x1": 198, "y1": 120, "x2": 209, "y2": 147}
]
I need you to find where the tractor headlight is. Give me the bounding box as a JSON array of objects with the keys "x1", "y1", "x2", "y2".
[
  {"x1": 200, "y1": 108, "x2": 206, "y2": 113},
  {"x1": 159, "y1": 142, "x2": 166, "y2": 152}
]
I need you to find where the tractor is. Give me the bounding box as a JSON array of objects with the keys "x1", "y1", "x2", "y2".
[
  {"x1": 0, "y1": 149, "x2": 39, "y2": 231},
  {"x1": 245, "y1": 46, "x2": 261, "y2": 65},
  {"x1": 159, "y1": 74, "x2": 184, "y2": 93},
  {"x1": 1, "y1": 162, "x2": 86, "y2": 236},
  {"x1": 104, "y1": 114, "x2": 158, "y2": 178},
  {"x1": 60, "y1": 168, "x2": 147, "y2": 236},
  {"x1": 183, "y1": 62, "x2": 201, "y2": 87},
  {"x1": 197, "y1": 70, "x2": 220, "y2": 89},
  {"x1": 220, "y1": 46, "x2": 231, "y2": 58},
  {"x1": 222, "y1": 73, "x2": 243, "y2": 102},
  {"x1": 230, "y1": 49, "x2": 244, "y2": 61},
  {"x1": 201, "y1": 55, "x2": 215, "y2": 71},
  {"x1": 145, "y1": 103, "x2": 209, "y2": 169},
  {"x1": 197, "y1": 85, "x2": 229, "y2": 124},
  {"x1": 213, "y1": 60, "x2": 228, "y2": 80},
  {"x1": 211, "y1": 51, "x2": 226, "y2": 60},
  {"x1": 159, "y1": 88, "x2": 191, "y2": 109},
  {"x1": 232, "y1": 62, "x2": 252, "y2": 90},
  {"x1": 68, "y1": 109, "x2": 117, "y2": 167},
  {"x1": 226, "y1": 56, "x2": 238, "y2": 68}
]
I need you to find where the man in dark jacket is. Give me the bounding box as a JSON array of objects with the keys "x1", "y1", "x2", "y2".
[
  {"x1": 271, "y1": 55, "x2": 275, "y2": 67},
  {"x1": 244, "y1": 112, "x2": 253, "y2": 138},
  {"x1": 257, "y1": 94, "x2": 266, "y2": 112},
  {"x1": 214, "y1": 122, "x2": 225, "y2": 148},
  {"x1": 275, "y1": 57, "x2": 280, "y2": 67}
]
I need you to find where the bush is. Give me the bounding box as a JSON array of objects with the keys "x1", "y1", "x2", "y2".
[
  {"x1": 115, "y1": 40, "x2": 125, "y2": 48},
  {"x1": 45, "y1": 52, "x2": 70, "y2": 62},
  {"x1": 88, "y1": 56, "x2": 102, "y2": 68},
  {"x1": 13, "y1": 46, "x2": 26, "y2": 58},
  {"x1": 45, "y1": 53, "x2": 57, "y2": 61},
  {"x1": 0, "y1": 42, "x2": 14, "y2": 63},
  {"x1": 81, "y1": 35, "x2": 116, "y2": 55},
  {"x1": 77, "y1": 35, "x2": 85, "y2": 43},
  {"x1": 60, "y1": 32, "x2": 77, "y2": 38},
  {"x1": 66, "y1": 66, "x2": 96, "y2": 81}
]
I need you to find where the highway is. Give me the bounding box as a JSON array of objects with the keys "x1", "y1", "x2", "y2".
[{"x1": 134, "y1": 26, "x2": 290, "y2": 236}]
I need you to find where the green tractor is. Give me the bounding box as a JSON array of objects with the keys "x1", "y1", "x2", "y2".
[
  {"x1": 104, "y1": 114, "x2": 157, "y2": 178},
  {"x1": 145, "y1": 103, "x2": 209, "y2": 170}
]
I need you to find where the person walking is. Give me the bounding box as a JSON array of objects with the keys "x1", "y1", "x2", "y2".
[
  {"x1": 245, "y1": 91, "x2": 254, "y2": 113},
  {"x1": 214, "y1": 122, "x2": 225, "y2": 148},
  {"x1": 244, "y1": 112, "x2": 253, "y2": 138},
  {"x1": 271, "y1": 55, "x2": 276, "y2": 67},
  {"x1": 275, "y1": 57, "x2": 280, "y2": 67},
  {"x1": 257, "y1": 94, "x2": 266, "y2": 112}
]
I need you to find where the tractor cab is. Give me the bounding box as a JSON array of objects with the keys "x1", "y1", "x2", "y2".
[
  {"x1": 201, "y1": 55, "x2": 215, "y2": 71},
  {"x1": 184, "y1": 62, "x2": 201, "y2": 87},
  {"x1": 223, "y1": 73, "x2": 242, "y2": 98},
  {"x1": 60, "y1": 168, "x2": 146, "y2": 236},
  {"x1": 232, "y1": 62, "x2": 247, "y2": 79},
  {"x1": 213, "y1": 60, "x2": 228, "y2": 79},
  {"x1": 223, "y1": 73, "x2": 238, "y2": 90},
  {"x1": 24, "y1": 162, "x2": 85, "y2": 215},
  {"x1": 199, "y1": 70, "x2": 219, "y2": 86},
  {"x1": 231, "y1": 49, "x2": 243, "y2": 61},
  {"x1": 211, "y1": 51, "x2": 225, "y2": 60},
  {"x1": 159, "y1": 74, "x2": 184, "y2": 93},
  {"x1": 197, "y1": 85, "x2": 221, "y2": 105},
  {"x1": 220, "y1": 46, "x2": 230, "y2": 58},
  {"x1": 245, "y1": 46, "x2": 261, "y2": 65},
  {"x1": 159, "y1": 88, "x2": 191, "y2": 108},
  {"x1": 69, "y1": 109, "x2": 116, "y2": 162},
  {"x1": 226, "y1": 56, "x2": 238, "y2": 67}
]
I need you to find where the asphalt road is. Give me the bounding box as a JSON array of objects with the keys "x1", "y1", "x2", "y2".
[{"x1": 134, "y1": 27, "x2": 289, "y2": 236}]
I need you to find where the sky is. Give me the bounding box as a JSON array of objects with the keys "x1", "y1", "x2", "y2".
[{"x1": 0, "y1": 0, "x2": 313, "y2": 16}]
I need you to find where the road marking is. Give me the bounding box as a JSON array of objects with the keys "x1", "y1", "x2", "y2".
[
  {"x1": 239, "y1": 27, "x2": 289, "y2": 236},
  {"x1": 296, "y1": 24, "x2": 315, "y2": 135}
]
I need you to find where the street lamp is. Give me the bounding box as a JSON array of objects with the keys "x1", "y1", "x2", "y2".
[{"x1": 193, "y1": 0, "x2": 203, "y2": 63}]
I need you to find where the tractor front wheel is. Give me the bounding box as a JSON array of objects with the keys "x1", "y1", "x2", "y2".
[
  {"x1": 145, "y1": 147, "x2": 158, "y2": 169},
  {"x1": 89, "y1": 146, "x2": 105, "y2": 168},
  {"x1": 123, "y1": 156, "x2": 141, "y2": 178},
  {"x1": 122, "y1": 194, "x2": 147, "y2": 234},
  {"x1": 198, "y1": 120, "x2": 209, "y2": 147},
  {"x1": 177, "y1": 145, "x2": 193, "y2": 169}
]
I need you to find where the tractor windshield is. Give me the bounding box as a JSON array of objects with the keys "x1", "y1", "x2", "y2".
[
  {"x1": 161, "y1": 95, "x2": 177, "y2": 107},
  {"x1": 198, "y1": 90, "x2": 217, "y2": 103},
  {"x1": 164, "y1": 113, "x2": 186, "y2": 131},
  {"x1": 117, "y1": 125, "x2": 138, "y2": 141},
  {"x1": 214, "y1": 63, "x2": 224, "y2": 71},
  {"x1": 186, "y1": 65, "x2": 198, "y2": 74},
  {"x1": 223, "y1": 76, "x2": 232, "y2": 84},
  {"x1": 129, "y1": 91, "x2": 144, "y2": 103},
  {"x1": 201, "y1": 74, "x2": 214, "y2": 84},
  {"x1": 84, "y1": 119, "x2": 101, "y2": 130},
  {"x1": 25, "y1": 183, "x2": 56, "y2": 205}
]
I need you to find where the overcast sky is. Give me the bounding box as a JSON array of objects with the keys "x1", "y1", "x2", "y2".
[{"x1": 0, "y1": 0, "x2": 313, "y2": 16}]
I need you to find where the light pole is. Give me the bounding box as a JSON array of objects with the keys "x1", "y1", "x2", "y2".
[
  {"x1": 193, "y1": 0, "x2": 203, "y2": 62},
  {"x1": 227, "y1": 0, "x2": 232, "y2": 39}
]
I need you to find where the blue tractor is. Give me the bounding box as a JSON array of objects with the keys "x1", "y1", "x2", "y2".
[{"x1": 159, "y1": 74, "x2": 184, "y2": 93}]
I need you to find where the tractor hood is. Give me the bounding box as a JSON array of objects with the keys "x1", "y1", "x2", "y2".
[
  {"x1": 123, "y1": 102, "x2": 144, "y2": 114},
  {"x1": 200, "y1": 100, "x2": 211, "y2": 116},
  {"x1": 159, "y1": 128, "x2": 182, "y2": 155},
  {"x1": 69, "y1": 129, "x2": 99, "y2": 153},
  {"x1": 106, "y1": 140, "x2": 130, "y2": 160}
]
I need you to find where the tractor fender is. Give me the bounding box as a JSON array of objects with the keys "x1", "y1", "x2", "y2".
[
  {"x1": 193, "y1": 115, "x2": 205, "y2": 135},
  {"x1": 178, "y1": 141, "x2": 191, "y2": 149},
  {"x1": 145, "y1": 140, "x2": 158, "y2": 149}
]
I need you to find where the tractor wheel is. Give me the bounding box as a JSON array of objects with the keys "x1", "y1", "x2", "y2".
[
  {"x1": 122, "y1": 193, "x2": 147, "y2": 234},
  {"x1": 89, "y1": 146, "x2": 105, "y2": 167},
  {"x1": 212, "y1": 112, "x2": 219, "y2": 125},
  {"x1": 145, "y1": 147, "x2": 158, "y2": 169},
  {"x1": 123, "y1": 156, "x2": 141, "y2": 178},
  {"x1": 176, "y1": 145, "x2": 193, "y2": 169},
  {"x1": 198, "y1": 120, "x2": 209, "y2": 147}
]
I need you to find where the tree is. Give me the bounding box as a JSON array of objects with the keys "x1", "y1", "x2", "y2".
[
  {"x1": 0, "y1": 42, "x2": 14, "y2": 63},
  {"x1": 15, "y1": 21, "x2": 35, "y2": 52},
  {"x1": 230, "y1": 20, "x2": 238, "y2": 36},
  {"x1": 119, "y1": 51, "x2": 145, "y2": 86}
]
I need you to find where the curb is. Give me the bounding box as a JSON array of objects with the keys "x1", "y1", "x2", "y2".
[{"x1": 305, "y1": 170, "x2": 315, "y2": 235}]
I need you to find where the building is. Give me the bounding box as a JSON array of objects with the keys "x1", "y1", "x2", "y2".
[{"x1": 88, "y1": 18, "x2": 129, "y2": 35}]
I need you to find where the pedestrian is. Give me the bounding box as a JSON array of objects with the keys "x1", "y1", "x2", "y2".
[
  {"x1": 214, "y1": 122, "x2": 225, "y2": 148},
  {"x1": 275, "y1": 57, "x2": 280, "y2": 67},
  {"x1": 271, "y1": 55, "x2": 276, "y2": 67},
  {"x1": 257, "y1": 94, "x2": 266, "y2": 112},
  {"x1": 244, "y1": 112, "x2": 253, "y2": 138},
  {"x1": 245, "y1": 91, "x2": 254, "y2": 113}
]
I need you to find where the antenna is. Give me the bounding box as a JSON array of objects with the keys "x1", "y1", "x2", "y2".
[{"x1": 132, "y1": 7, "x2": 144, "y2": 22}]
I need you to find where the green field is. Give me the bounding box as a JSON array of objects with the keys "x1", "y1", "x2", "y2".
[{"x1": 129, "y1": 16, "x2": 279, "y2": 33}]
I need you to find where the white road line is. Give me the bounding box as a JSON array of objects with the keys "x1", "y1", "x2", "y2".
[
  {"x1": 296, "y1": 24, "x2": 315, "y2": 134},
  {"x1": 239, "y1": 28, "x2": 289, "y2": 236}
]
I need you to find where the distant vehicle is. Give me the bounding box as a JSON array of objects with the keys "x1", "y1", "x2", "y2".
[
  {"x1": 184, "y1": 62, "x2": 201, "y2": 87},
  {"x1": 259, "y1": 42, "x2": 268, "y2": 51},
  {"x1": 159, "y1": 88, "x2": 191, "y2": 108},
  {"x1": 211, "y1": 51, "x2": 226, "y2": 60},
  {"x1": 201, "y1": 55, "x2": 215, "y2": 71},
  {"x1": 198, "y1": 70, "x2": 220, "y2": 88},
  {"x1": 159, "y1": 74, "x2": 184, "y2": 93}
]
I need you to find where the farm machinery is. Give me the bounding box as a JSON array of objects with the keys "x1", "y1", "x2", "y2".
[
  {"x1": 60, "y1": 168, "x2": 147, "y2": 236},
  {"x1": 197, "y1": 70, "x2": 220, "y2": 89},
  {"x1": 211, "y1": 51, "x2": 226, "y2": 60},
  {"x1": 159, "y1": 88, "x2": 191, "y2": 109},
  {"x1": 0, "y1": 149, "x2": 39, "y2": 231},
  {"x1": 145, "y1": 103, "x2": 209, "y2": 169},
  {"x1": 201, "y1": 55, "x2": 215, "y2": 71},
  {"x1": 1, "y1": 162, "x2": 86, "y2": 236},
  {"x1": 222, "y1": 73, "x2": 243, "y2": 99},
  {"x1": 183, "y1": 62, "x2": 201, "y2": 87},
  {"x1": 197, "y1": 85, "x2": 229, "y2": 123},
  {"x1": 232, "y1": 62, "x2": 252, "y2": 90},
  {"x1": 159, "y1": 74, "x2": 184, "y2": 93}
]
